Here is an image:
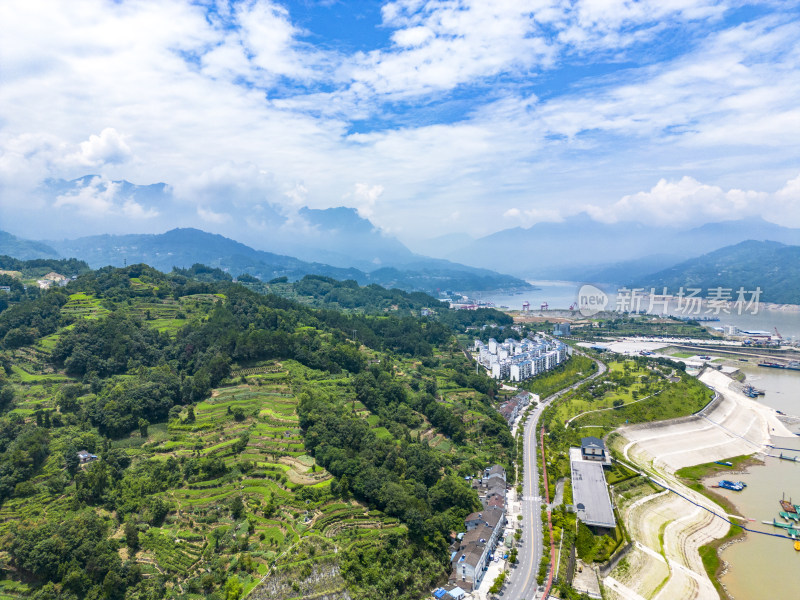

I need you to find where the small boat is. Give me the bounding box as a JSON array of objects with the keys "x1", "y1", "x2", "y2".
[
  {"x1": 715, "y1": 461, "x2": 733, "y2": 467},
  {"x1": 780, "y1": 498, "x2": 797, "y2": 514},
  {"x1": 794, "y1": 541, "x2": 800, "y2": 551},
  {"x1": 717, "y1": 480, "x2": 746, "y2": 491},
  {"x1": 765, "y1": 519, "x2": 800, "y2": 535}
]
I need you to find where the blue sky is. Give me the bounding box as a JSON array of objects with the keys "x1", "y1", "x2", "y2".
[{"x1": 1, "y1": 0, "x2": 800, "y2": 249}]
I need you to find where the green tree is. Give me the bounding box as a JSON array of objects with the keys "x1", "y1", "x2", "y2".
[
  {"x1": 230, "y1": 495, "x2": 244, "y2": 520},
  {"x1": 225, "y1": 575, "x2": 243, "y2": 600},
  {"x1": 124, "y1": 520, "x2": 139, "y2": 551}
]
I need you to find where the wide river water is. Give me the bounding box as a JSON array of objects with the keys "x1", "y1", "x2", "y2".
[
  {"x1": 711, "y1": 367, "x2": 800, "y2": 600},
  {"x1": 473, "y1": 281, "x2": 800, "y2": 338}
]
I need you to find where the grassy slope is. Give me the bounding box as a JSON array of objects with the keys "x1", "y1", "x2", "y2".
[{"x1": 0, "y1": 281, "x2": 512, "y2": 600}]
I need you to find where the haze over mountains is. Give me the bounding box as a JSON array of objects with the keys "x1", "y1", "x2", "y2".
[
  {"x1": 5, "y1": 176, "x2": 800, "y2": 302},
  {"x1": 434, "y1": 213, "x2": 800, "y2": 281}
]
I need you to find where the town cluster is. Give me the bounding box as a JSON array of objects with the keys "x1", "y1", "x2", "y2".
[
  {"x1": 498, "y1": 390, "x2": 535, "y2": 425},
  {"x1": 474, "y1": 335, "x2": 569, "y2": 381},
  {"x1": 433, "y1": 464, "x2": 507, "y2": 599}
]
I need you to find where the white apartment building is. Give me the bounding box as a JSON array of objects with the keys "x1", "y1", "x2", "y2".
[{"x1": 475, "y1": 335, "x2": 569, "y2": 382}]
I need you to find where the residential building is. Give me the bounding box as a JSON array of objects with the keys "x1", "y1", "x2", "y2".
[
  {"x1": 77, "y1": 450, "x2": 98, "y2": 464},
  {"x1": 450, "y1": 465, "x2": 507, "y2": 590},
  {"x1": 474, "y1": 335, "x2": 569, "y2": 382},
  {"x1": 553, "y1": 323, "x2": 571, "y2": 336}
]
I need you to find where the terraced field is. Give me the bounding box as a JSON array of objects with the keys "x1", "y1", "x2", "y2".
[
  {"x1": 60, "y1": 292, "x2": 110, "y2": 320},
  {"x1": 104, "y1": 364, "x2": 406, "y2": 598}
]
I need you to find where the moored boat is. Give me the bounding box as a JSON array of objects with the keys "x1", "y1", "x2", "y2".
[{"x1": 716, "y1": 480, "x2": 746, "y2": 491}]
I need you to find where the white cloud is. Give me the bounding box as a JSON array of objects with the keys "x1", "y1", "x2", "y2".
[
  {"x1": 174, "y1": 162, "x2": 278, "y2": 208},
  {"x1": 391, "y1": 26, "x2": 434, "y2": 48},
  {"x1": 64, "y1": 128, "x2": 132, "y2": 168},
  {"x1": 774, "y1": 173, "x2": 800, "y2": 225},
  {"x1": 121, "y1": 198, "x2": 159, "y2": 219},
  {"x1": 284, "y1": 183, "x2": 309, "y2": 206},
  {"x1": 54, "y1": 177, "x2": 120, "y2": 215},
  {"x1": 503, "y1": 206, "x2": 564, "y2": 225},
  {"x1": 52, "y1": 175, "x2": 158, "y2": 219},
  {"x1": 350, "y1": 183, "x2": 385, "y2": 219},
  {"x1": 197, "y1": 206, "x2": 230, "y2": 224},
  {"x1": 231, "y1": 0, "x2": 328, "y2": 84},
  {"x1": 587, "y1": 173, "x2": 800, "y2": 226},
  {"x1": 348, "y1": 1, "x2": 555, "y2": 98},
  {"x1": 0, "y1": 0, "x2": 798, "y2": 244}
]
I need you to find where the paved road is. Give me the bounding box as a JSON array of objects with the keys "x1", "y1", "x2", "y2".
[{"x1": 504, "y1": 355, "x2": 607, "y2": 600}]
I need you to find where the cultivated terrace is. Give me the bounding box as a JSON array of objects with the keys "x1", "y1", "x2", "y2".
[{"x1": 0, "y1": 260, "x2": 516, "y2": 600}]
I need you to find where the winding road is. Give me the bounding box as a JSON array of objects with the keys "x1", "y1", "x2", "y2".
[{"x1": 504, "y1": 354, "x2": 606, "y2": 600}]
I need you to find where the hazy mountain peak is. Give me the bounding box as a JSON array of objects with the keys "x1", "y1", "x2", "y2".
[{"x1": 299, "y1": 206, "x2": 376, "y2": 234}]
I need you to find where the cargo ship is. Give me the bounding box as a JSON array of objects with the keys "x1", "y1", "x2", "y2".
[{"x1": 758, "y1": 361, "x2": 800, "y2": 371}]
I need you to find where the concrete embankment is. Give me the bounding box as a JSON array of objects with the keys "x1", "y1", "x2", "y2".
[{"x1": 603, "y1": 369, "x2": 789, "y2": 600}]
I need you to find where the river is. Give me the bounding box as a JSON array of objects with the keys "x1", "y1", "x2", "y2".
[
  {"x1": 707, "y1": 367, "x2": 800, "y2": 600},
  {"x1": 473, "y1": 281, "x2": 800, "y2": 338}
]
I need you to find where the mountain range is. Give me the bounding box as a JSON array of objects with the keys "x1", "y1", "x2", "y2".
[
  {"x1": 40, "y1": 176, "x2": 431, "y2": 272},
  {"x1": 9, "y1": 175, "x2": 800, "y2": 301},
  {"x1": 632, "y1": 240, "x2": 800, "y2": 305},
  {"x1": 0, "y1": 227, "x2": 529, "y2": 294},
  {"x1": 436, "y1": 214, "x2": 800, "y2": 281}
]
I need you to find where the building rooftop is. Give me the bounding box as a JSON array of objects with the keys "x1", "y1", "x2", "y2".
[
  {"x1": 453, "y1": 541, "x2": 485, "y2": 570},
  {"x1": 581, "y1": 436, "x2": 605, "y2": 451},
  {"x1": 486, "y1": 464, "x2": 505, "y2": 477},
  {"x1": 486, "y1": 495, "x2": 505, "y2": 510},
  {"x1": 569, "y1": 447, "x2": 616, "y2": 529}
]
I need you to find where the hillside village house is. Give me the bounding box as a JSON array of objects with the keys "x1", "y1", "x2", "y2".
[
  {"x1": 77, "y1": 450, "x2": 98, "y2": 465},
  {"x1": 37, "y1": 272, "x2": 68, "y2": 289},
  {"x1": 450, "y1": 465, "x2": 507, "y2": 590}
]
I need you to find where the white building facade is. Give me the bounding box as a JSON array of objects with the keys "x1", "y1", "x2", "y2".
[{"x1": 474, "y1": 335, "x2": 569, "y2": 381}]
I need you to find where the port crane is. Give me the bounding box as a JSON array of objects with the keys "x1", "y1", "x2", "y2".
[
  {"x1": 774, "y1": 327, "x2": 783, "y2": 340},
  {"x1": 540, "y1": 302, "x2": 549, "y2": 310}
]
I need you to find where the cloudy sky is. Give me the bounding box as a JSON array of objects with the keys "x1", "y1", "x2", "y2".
[{"x1": 2, "y1": 0, "x2": 800, "y2": 248}]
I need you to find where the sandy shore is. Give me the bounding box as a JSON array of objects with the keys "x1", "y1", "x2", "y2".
[{"x1": 603, "y1": 369, "x2": 790, "y2": 600}]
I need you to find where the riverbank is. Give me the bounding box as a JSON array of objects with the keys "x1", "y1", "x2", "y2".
[
  {"x1": 603, "y1": 369, "x2": 790, "y2": 600},
  {"x1": 705, "y1": 440, "x2": 800, "y2": 599}
]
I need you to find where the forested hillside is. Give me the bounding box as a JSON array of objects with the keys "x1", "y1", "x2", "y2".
[
  {"x1": 0, "y1": 262, "x2": 521, "y2": 600},
  {"x1": 632, "y1": 240, "x2": 800, "y2": 305}
]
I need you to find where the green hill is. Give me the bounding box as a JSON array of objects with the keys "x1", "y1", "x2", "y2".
[
  {"x1": 0, "y1": 231, "x2": 60, "y2": 261},
  {"x1": 632, "y1": 240, "x2": 800, "y2": 305},
  {"x1": 31, "y1": 227, "x2": 531, "y2": 294},
  {"x1": 0, "y1": 263, "x2": 517, "y2": 600}
]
